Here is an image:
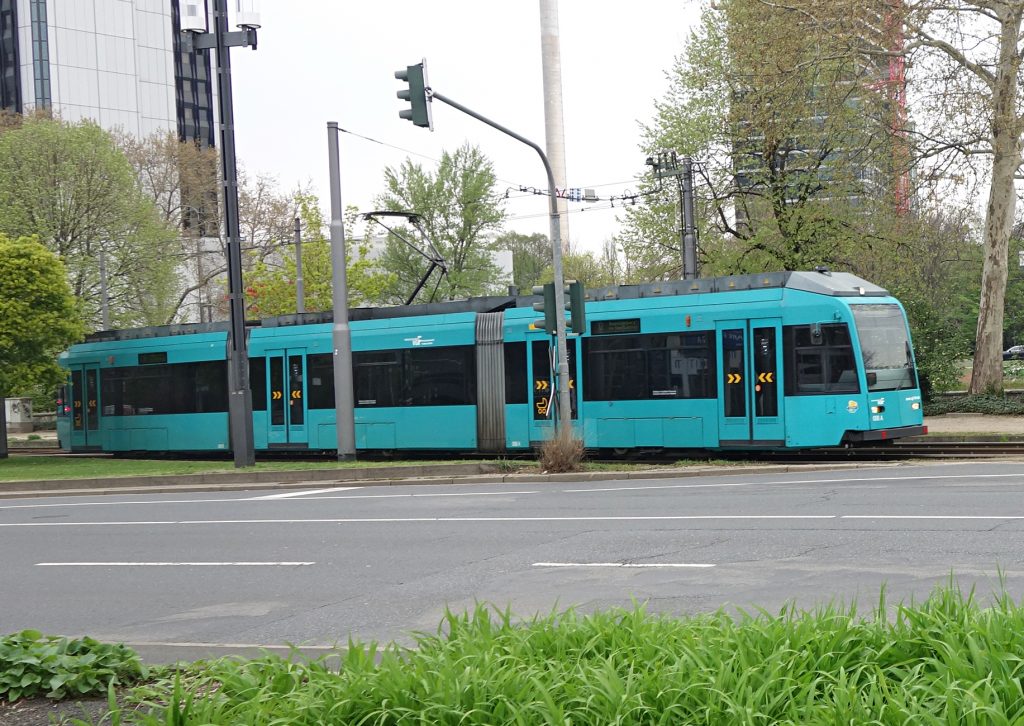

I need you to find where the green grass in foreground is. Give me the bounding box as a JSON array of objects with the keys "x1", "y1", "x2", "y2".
[
  {"x1": 0, "y1": 457, "x2": 488, "y2": 483},
  {"x1": 94, "y1": 585, "x2": 1024, "y2": 724}
]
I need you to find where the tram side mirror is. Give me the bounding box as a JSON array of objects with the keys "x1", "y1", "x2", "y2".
[
  {"x1": 811, "y1": 324, "x2": 823, "y2": 345},
  {"x1": 867, "y1": 372, "x2": 877, "y2": 386}
]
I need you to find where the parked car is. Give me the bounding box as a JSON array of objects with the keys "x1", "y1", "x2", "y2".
[{"x1": 1003, "y1": 345, "x2": 1024, "y2": 361}]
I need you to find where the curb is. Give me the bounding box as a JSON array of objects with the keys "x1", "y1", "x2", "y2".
[{"x1": 0, "y1": 461, "x2": 898, "y2": 500}]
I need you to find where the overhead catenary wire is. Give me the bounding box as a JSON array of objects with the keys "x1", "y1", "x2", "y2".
[{"x1": 336, "y1": 125, "x2": 668, "y2": 211}]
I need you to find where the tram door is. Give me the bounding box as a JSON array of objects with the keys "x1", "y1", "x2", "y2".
[
  {"x1": 266, "y1": 349, "x2": 308, "y2": 447},
  {"x1": 716, "y1": 319, "x2": 784, "y2": 446},
  {"x1": 527, "y1": 335, "x2": 579, "y2": 443},
  {"x1": 68, "y1": 364, "x2": 101, "y2": 449}
]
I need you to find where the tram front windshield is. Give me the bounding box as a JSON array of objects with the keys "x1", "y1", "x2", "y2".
[{"x1": 851, "y1": 303, "x2": 917, "y2": 392}]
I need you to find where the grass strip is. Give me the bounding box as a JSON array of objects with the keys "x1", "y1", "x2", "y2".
[
  {"x1": 101, "y1": 584, "x2": 1024, "y2": 724},
  {"x1": 0, "y1": 457, "x2": 492, "y2": 483}
]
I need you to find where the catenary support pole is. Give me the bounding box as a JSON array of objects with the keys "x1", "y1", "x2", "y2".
[
  {"x1": 327, "y1": 122, "x2": 356, "y2": 461},
  {"x1": 99, "y1": 244, "x2": 109, "y2": 330},
  {"x1": 681, "y1": 156, "x2": 698, "y2": 279},
  {"x1": 212, "y1": 0, "x2": 255, "y2": 467},
  {"x1": 294, "y1": 217, "x2": 305, "y2": 314}
]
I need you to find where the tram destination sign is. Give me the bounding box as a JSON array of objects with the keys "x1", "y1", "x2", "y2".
[{"x1": 591, "y1": 319, "x2": 641, "y2": 336}]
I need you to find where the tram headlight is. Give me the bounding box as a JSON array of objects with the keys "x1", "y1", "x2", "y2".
[{"x1": 911, "y1": 402, "x2": 920, "y2": 410}]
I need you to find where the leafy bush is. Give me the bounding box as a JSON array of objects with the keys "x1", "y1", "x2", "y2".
[
  {"x1": 924, "y1": 393, "x2": 1024, "y2": 416},
  {"x1": 116, "y1": 586, "x2": 1024, "y2": 724},
  {"x1": 0, "y1": 630, "x2": 145, "y2": 701}
]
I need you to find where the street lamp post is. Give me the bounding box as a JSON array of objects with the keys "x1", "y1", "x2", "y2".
[{"x1": 180, "y1": 0, "x2": 259, "y2": 467}]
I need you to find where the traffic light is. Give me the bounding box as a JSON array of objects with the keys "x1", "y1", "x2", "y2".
[
  {"x1": 565, "y1": 279, "x2": 586, "y2": 334},
  {"x1": 395, "y1": 60, "x2": 433, "y2": 130},
  {"x1": 531, "y1": 283, "x2": 556, "y2": 334}
]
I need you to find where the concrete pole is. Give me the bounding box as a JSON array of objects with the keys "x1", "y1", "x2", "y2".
[
  {"x1": 539, "y1": 0, "x2": 570, "y2": 252},
  {"x1": 294, "y1": 217, "x2": 305, "y2": 314},
  {"x1": 98, "y1": 243, "x2": 109, "y2": 330},
  {"x1": 681, "y1": 156, "x2": 698, "y2": 279},
  {"x1": 327, "y1": 122, "x2": 356, "y2": 461}
]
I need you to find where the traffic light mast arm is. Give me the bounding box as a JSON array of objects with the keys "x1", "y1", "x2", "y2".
[{"x1": 429, "y1": 89, "x2": 572, "y2": 435}]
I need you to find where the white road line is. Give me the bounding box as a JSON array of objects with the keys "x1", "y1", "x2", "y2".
[
  {"x1": 35, "y1": 561, "x2": 315, "y2": 566},
  {"x1": 567, "y1": 472, "x2": 1024, "y2": 494},
  {"x1": 533, "y1": 562, "x2": 715, "y2": 568},
  {"x1": 251, "y1": 487, "x2": 359, "y2": 500},
  {"x1": 841, "y1": 515, "x2": 1024, "y2": 520},
  {"x1": 296, "y1": 490, "x2": 541, "y2": 501},
  {"x1": 0, "y1": 515, "x2": 836, "y2": 528},
  {"x1": 565, "y1": 482, "x2": 753, "y2": 493},
  {"x1": 0, "y1": 489, "x2": 540, "y2": 511}
]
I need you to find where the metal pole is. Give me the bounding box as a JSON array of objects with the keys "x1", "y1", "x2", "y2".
[
  {"x1": 212, "y1": 0, "x2": 254, "y2": 467},
  {"x1": 98, "y1": 243, "x2": 109, "y2": 329},
  {"x1": 681, "y1": 156, "x2": 698, "y2": 279},
  {"x1": 294, "y1": 217, "x2": 305, "y2": 314},
  {"x1": 327, "y1": 122, "x2": 356, "y2": 461},
  {"x1": 431, "y1": 91, "x2": 572, "y2": 436},
  {"x1": 196, "y1": 239, "x2": 205, "y2": 323}
]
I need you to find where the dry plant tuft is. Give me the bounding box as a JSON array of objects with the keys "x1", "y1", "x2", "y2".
[{"x1": 538, "y1": 429, "x2": 585, "y2": 473}]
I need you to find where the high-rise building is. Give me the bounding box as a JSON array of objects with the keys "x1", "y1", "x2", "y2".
[
  {"x1": 729, "y1": 0, "x2": 908, "y2": 218},
  {"x1": 0, "y1": 0, "x2": 214, "y2": 145}
]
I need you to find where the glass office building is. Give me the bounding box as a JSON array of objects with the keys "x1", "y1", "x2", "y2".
[{"x1": 0, "y1": 0, "x2": 213, "y2": 144}]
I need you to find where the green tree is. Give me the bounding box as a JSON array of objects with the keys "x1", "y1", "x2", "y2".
[
  {"x1": 0, "y1": 235, "x2": 83, "y2": 457},
  {"x1": 497, "y1": 231, "x2": 550, "y2": 292},
  {"x1": 374, "y1": 144, "x2": 506, "y2": 303},
  {"x1": 0, "y1": 118, "x2": 179, "y2": 329},
  {"x1": 618, "y1": 0, "x2": 896, "y2": 278},
  {"x1": 243, "y1": 198, "x2": 393, "y2": 316}
]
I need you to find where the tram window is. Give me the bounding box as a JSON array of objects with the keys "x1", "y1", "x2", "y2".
[
  {"x1": 269, "y1": 358, "x2": 285, "y2": 425},
  {"x1": 288, "y1": 355, "x2": 304, "y2": 425},
  {"x1": 250, "y1": 358, "x2": 267, "y2": 411},
  {"x1": 71, "y1": 370, "x2": 83, "y2": 430},
  {"x1": 851, "y1": 303, "x2": 917, "y2": 392},
  {"x1": 584, "y1": 332, "x2": 715, "y2": 401},
  {"x1": 531, "y1": 340, "x2": 578, "y2": 419},
  {"x1": 86, "y1": 370, "x2": 99, "y2": 430},
  {"x1": 406, "y1": 346, "x2": 476, "y2": 406},
  {"x1": 307, "y1": 353, "x2": 334, "y2": 409},
  {"x1": 353, "y1": 351, "x2": 401, "y2": 407},
  {"x1": 752, "y1": 327, "x2": 778, "y2": 417},
  {"x1": 504, "y1": 342, "x2": 527, "y2": 404},
  {"x1": 100, "y1": 362, "x2": 229, "y2": 415},
  {"x1": 783, "y1": 324, "x2": 859, "y2": 395},
  {"x1": 193, "y1": 361, "x2": 228, "y2": 413}
]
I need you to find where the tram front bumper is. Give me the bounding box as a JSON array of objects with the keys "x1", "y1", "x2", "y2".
[{"x1": 842, "y1": 425, "x2": 928, "y2": 443}]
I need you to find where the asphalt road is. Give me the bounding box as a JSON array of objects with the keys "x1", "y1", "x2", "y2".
[{"x1": 2, "y1": 462, "x2": 1024, "y2": 662}]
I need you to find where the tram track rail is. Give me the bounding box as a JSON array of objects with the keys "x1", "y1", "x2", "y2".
[{"x1": 8, "y1": 440, "x2": 1024, "y2": 462}]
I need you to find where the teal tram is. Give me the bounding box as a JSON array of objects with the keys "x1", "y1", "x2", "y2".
[{"x1": 56, "y1": 270, "x2": 926, "y2": 454}]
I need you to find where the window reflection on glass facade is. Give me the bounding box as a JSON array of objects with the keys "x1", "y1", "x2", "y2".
[
  {"x1": 0, "y1": 0, "x2": 19, "y2": 112},
  {"x1": 171, "y1": 0, "x2": 215, "y2": 145},
  {"x1": 29, "y1": 0, "x2": 49, "y2": 108}
]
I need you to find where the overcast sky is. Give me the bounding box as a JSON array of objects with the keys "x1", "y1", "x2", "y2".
[{"x1": 227, "y1": 2, "x2": 700, "y2": 251}]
